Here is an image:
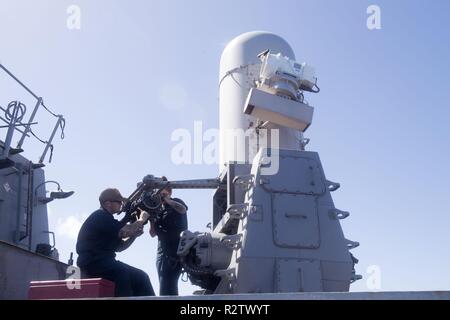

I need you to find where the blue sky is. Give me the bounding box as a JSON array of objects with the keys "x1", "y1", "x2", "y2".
[{"x1": 1, "y1": 0, "x2": 450, "y2": 295}]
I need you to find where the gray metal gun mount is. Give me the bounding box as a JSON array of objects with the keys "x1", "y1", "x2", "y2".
[{"x1": 138, "y1": 148, "x2": 361, "y2": 294}]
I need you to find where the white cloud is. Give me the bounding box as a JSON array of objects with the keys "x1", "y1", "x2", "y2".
[
  {"x1": 159, "y1": 83, "x2": 188, "y2": 111},
  {"x1": 56, "y1": 215, "x2": 83, "y2": 240}
]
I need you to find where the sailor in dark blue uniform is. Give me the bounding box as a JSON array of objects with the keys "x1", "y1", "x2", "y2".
[
  {"x1": 149, "y1": 177, "x2": 188, "y2": 296},
  {"x1": 76, "y1": 188, "x2": 155, "y2": 297}
]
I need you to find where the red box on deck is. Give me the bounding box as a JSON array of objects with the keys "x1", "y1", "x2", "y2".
[{"x1": 28, "y1": 278, "x2": 115, "y2": 299}]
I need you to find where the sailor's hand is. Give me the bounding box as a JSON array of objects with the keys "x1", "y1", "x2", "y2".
[
  {"x1": 132, "y1": 222, "x2": 144, "y2": 237},
  {"x1": 139, "y1": 211, "x2": 150, "y2": 222},
  {"x1": 160, "y1": 190, "x2": 170, "y2": 201},
  {"x1": 160, "y1": 194, "x2": 171, "y2": 205}
]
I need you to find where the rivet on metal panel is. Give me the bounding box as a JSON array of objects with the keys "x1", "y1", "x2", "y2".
[{"x1": 261, "y1": 156, "x2": 271, "y2": 165}]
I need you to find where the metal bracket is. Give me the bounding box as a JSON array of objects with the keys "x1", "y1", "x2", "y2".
[
  {"x1": 350, "y1": 273, "x2": 363, "y2": 283},
  {"x1": 215, "y1": 203, "x2": 249, "y2": 234},
  {"x1": 221, "y1": 234, "x2": 242, "y2": 250},
  {"x1": 177, "y1": 230, "x2": 199, "y2": 256},
  {"x1": 214, "y1": 267, "x2": 236, "y2": 279},
  {"x1": 214, "y1": 268, "x2": 237, "y2": 292},
  {"x1": 325, "y1": 180, "x2": 340, "y2": 192},
  {"x1": 300, "y1": 138, "x2": 310, "y2": 150},
  {"x1": 350, "y1": 252, "x2": 359, "y2": 264},
  {"x1": 227, "y1": 203, "x2": 249, "y2": 220},
  {"x1": 329, "y1": 208, "x2": 350, "y2": 220},
  {"x1": 346, "y1": 239, "x2": 360, "y2": 250},
  {"x1": 232, "y1": 174, "x2": 254, "y2": 190}
]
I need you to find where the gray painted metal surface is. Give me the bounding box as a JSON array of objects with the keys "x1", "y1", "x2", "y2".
[
  {"x1": 178, "y1": 149, "x2": 359, "y2": 294},
  {"x1": 0, "y1": 241, "x2": 69, "y2": 299},
  {"x1": 0, "y1": 152, "x2": 51, "y2": 251},
  {"x1": 228, "y1": 149, "x2": 356, "y2": 293},
  {"x1": 244, "y1": 87, "x2": 314, "y2": 131}
]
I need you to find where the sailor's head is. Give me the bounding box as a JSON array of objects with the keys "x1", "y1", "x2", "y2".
[{"x1": 99, "y1": 188, "x2": 126, "y2": 214}]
